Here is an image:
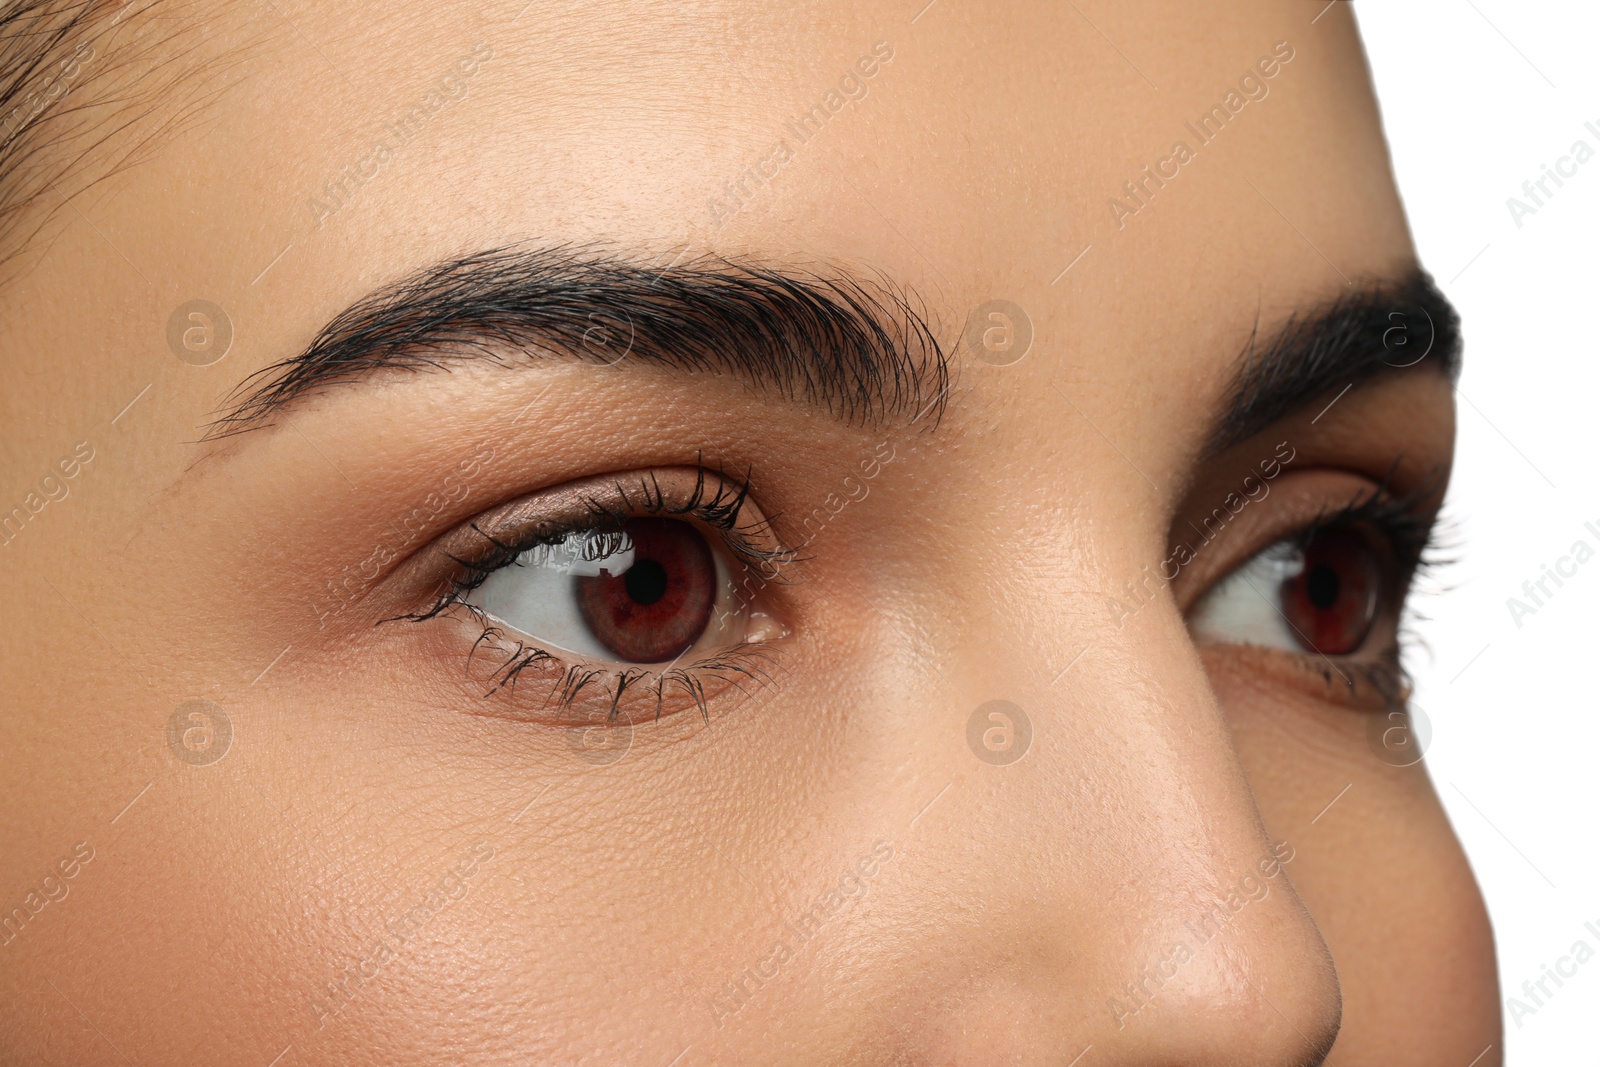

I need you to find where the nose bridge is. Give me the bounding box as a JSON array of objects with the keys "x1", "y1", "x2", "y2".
[{"x1": 936, "y1": 598, "x2": 1342, "y2": 1062}]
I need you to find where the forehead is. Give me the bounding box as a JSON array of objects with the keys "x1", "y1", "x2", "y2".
[{"x1": 25, "y1": 0, "x2": 1413, "y2": 459}]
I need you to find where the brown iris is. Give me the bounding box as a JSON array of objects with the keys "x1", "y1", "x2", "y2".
[
  {"x1": 574, "y1": 518, "x2": 717, "y2": 662},
  {"x1": 1279, "y1": 528, "x2": 1381, "y2": 655}
]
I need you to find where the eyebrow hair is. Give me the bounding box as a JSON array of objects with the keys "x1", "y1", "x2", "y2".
[
  {"x1": 210, "y1": 244, "x2": 950, "y2": 438},
  {"x1": 1205, "y1": 268, "x2": 1461, "y2": 456}
]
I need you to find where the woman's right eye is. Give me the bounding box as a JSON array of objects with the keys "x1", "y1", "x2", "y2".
[
  {"x1": 466, "y1": 517, "x2": 758, "y2": 665},
  {"x1": 384, "y1": 464, "x2": 795, "y2": 720}
]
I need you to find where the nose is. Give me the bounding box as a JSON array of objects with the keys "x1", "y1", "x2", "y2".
[{"x1": 908, "y1": 611, "x2": 1342, "y2": 1065}]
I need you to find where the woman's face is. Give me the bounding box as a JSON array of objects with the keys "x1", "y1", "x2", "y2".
[{"x1": 0, "y1": 1, "x2": 1499, "y2": 1063}]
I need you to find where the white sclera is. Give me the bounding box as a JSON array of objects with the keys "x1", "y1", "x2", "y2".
[
  {"x1": 468, "y1": 531, "x2": 635, "y2": 659},
  {"x1": 1188, "y1": 540, "x2": 1306, "y2": 651}
]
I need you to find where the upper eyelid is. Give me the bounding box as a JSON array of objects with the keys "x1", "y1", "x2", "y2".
[
  {"x1": 431, "y1": 467, "x2": 789, "y2": 566},
  {"x1": 1169, "y1": 470, "x2": 1442, "y2": 616},
  {"x1": 485, "y1": 468, "x2": 772, "y2": 535},
  {"x1": 1290, "y1": 481, "x2": 1446, "y2": 584},
  {"x1": 398, "y1": 466, "x2": 795, "y2": 621},
  {"x1": 1244, "y1": 500, "x2": 1436, "y2": 589}
]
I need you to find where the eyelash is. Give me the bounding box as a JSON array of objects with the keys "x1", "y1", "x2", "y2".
[
  {"x1": 388, "y1": 459, "x2": 791, "y2": 722},
  {"x1": 1272, "y1": 470, "x2": 1449, "y2": 709},
  {"x1": 386, "y1": 453, "x2": 1449, "y2": 722}
]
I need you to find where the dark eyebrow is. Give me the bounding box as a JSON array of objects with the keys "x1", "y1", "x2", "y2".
[
  {"x1": 1206, "y1": 268, "x2": 1462, "y2": 456},
  {"x1": 208, "y1": 244, "x2": 949, "y2": 438}
]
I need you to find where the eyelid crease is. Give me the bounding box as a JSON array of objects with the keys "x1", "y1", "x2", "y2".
[{"x1": 1170, "y1": 458, "x2": 1451, "y2": 618}]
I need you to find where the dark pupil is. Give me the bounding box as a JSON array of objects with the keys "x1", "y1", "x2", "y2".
[
  {"x1": 1306, "y1": 564, "x2": 1340, "y2": 609},
  {"x1": 624, "y1": 558, "x2": 669, "y2": 605}
]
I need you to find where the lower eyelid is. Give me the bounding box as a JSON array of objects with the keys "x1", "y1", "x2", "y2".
[
  {"x1": 430, "y1": 604, "x2": 778, "y2": 725},
  {"x1": 395, "y1": 531, "x2": 785, "y2": 725},
  {"x1": 1200, "y1": 641, "x2": 1409, "y2": 715}
]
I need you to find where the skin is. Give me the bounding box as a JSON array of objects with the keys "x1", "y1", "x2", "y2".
[{"x1": 0, "y1": 1, "x2": 1499, "y2": 1064}]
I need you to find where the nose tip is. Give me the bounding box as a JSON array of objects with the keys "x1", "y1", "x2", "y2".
[
  {"x1": 1095, "y1": 848, "x2": 1344, "y2": 1066},
  {"x1": 912, "y1": 612, "x2": 1345, "y2": 1066},
  {"x1": 923, "y1": 918, "x2": 1342, "y2": 1067},
  {"x1": 905, "y1": 831, "x2": 1342, "y2": 1066}
]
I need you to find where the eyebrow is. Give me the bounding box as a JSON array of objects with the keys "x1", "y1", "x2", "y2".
[
  {"x1": 214, "y1": 248, "x2": 1459, "y2": 457},
  {"x1": 209, "y1": 244, "x2": 950, "y2": 437},
  {"x1": 1205, "y1": 268, "x2": 1461, "y2": 456}
]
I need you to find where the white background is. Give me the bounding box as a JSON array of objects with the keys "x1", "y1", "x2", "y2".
[{"x1": 1359, "y1": 1, "x2": 1599, "y2": 1058}]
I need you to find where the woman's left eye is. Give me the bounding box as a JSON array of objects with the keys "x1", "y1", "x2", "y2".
[
  {"x1": 466, "y1": 517, "x2": 752, "y2": 665},
  {"x1": 1189, "y1": 524, "x2": 1387, "y2": 656}
]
